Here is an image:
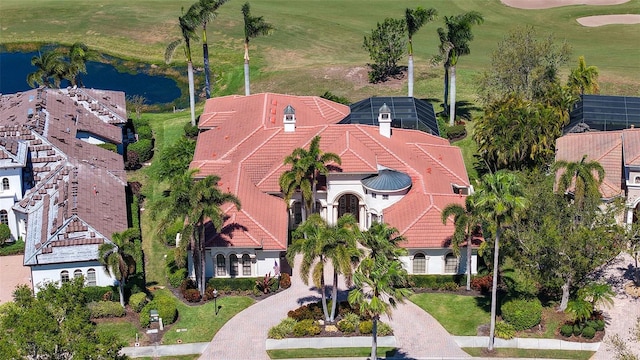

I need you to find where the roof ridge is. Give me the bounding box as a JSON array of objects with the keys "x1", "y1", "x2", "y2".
[
  {"x1": 414, "y1": 143, "x2": 468, "y2": 185},
  {"x1": 594, "y1": 136, "x2": 622, "y2": 163},
  {"x1": 239, "y1": 207, "x2": 286, "y2": 250},
  {"x1": 400, "y1": 197, "x2": 434, "y2": 235}
]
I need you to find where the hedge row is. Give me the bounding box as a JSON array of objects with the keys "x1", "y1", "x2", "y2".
[
  {"x1": 408, "y1": 275, "x2": 465, "y2": 289},
  {"x1": 140, "y1": 292, "x2": 178, "y2": 328},
  {"x1": 88, "y1": 301, "x2": 126, "y2": 318},
  {"x1": 207, "y1": 277, "x2": 262, "y2": 292}
]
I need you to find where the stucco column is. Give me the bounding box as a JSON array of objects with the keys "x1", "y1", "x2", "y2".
[
  {"x1": 359, "y1": 204, "x2": 365, "y2": 230},
  {"x1": 627, "y1": 206, "x2": 634, "y2": 225}
]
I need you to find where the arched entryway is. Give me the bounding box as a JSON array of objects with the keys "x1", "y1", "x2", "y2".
[{"x1": 338, "y1": 193, "x2": 360, "y2": 222}]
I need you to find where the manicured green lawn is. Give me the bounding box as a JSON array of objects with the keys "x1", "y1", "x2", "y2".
[
  {"x1": 410, "y1": 292, "x2": 490, "y2": 336},
  {"x1": 452, "y1": 120, "x2": 480, "y2": 181},
  {"x1": 463, "y1": 347, "x2": 594, "y2": 359},
  {"x1": 96, "y1": 321, "x2": 141, "y2": 346},
  {"x1": 139, "y1": 356, "x2": 199, "y2": 360},
  {"x1": 267, "y1": 347, "x2": 396, "y2": 359},
  {"x1": 162, "y1": 293, "x2": 254, "y2": 344}
]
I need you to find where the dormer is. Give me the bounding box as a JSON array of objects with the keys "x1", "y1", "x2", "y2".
[
  {"x1": 283, "y1": 105, "x2": 296, "y2": 132},
  {"x1": 378, "y1": 103, "x2": 391, "y2": 138}
]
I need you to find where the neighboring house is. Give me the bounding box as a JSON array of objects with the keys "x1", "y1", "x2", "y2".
[
  {"x1": 0, "y1": 87, "x2": 129, "y2": 291},
  {"x1": 557, "y1": 94, "x2": 640, "y2": 223},
  {"x1": 190, "y1": 93, "x2": 476, "y2": 280},
  {"x1": 556, "y1": 128, "x2": 640, "y2": 224}
]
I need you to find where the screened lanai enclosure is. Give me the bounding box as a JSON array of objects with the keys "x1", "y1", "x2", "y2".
[{"x1": 565, "y1": 95, "x2": 640, "y2": 133}]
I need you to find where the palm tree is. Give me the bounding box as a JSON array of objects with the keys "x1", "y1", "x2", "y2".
[
  {"x1": 63, "y1": 42, "x2": 94, "y2": 87},
  {"x1": 553, "y1": 155, "x2": 605, "y2": 213},
  {"x1": 405, "y1": 7, "x2": 437, "y2": 98},
  {"x1": 441, "y1": 195, "x2": 480, "y2": 291},
  {"x1": 323, "y1": 214, "x2": 362, "y2": 322},
  {"x1": 568, "y1": 56, "x2": 599, "y2": 96},
  {"x1": 286, "y1": 214, "x2": 331, "y2": 321},
  {"x1": 166, "y1": 9, "x2": 200, "y2": 126},
  {"x1": 189, "y1": 0, "x2": 229, "y2": 99},
  {"x1": 433, "y1": 12, "x2": 484, "y2": 125},
  {"x1": 279, "y1": 136, "x2": 341, "y2": 221},
  {"x1": 348, "y1": 256, "x2": 412, "y2": 360},
  {"x1": 473, "y1": 170, "x2": 527, "y2": 351},
  {"x1": 152, "y1": 169, "x2": 240, "y2": 294},
  {"x1": 359, "y1": 222, "x2": 408, "y2": 262},
  {"x1": 241, "y1": 2, "x2": 274, "y2": 96},
  {"x1": 27, "y1": 50, "x2": 66, "y2": 88},
  {"x1": 98, "y1": 228, "x2": 139, "y2": 307}
]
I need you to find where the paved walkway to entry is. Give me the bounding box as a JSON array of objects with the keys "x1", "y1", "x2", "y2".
[
  {"x1": 198, "y1": 256, "x2": 470, "y2": 360},
  {"x1": 0, "y1": 254, "x2": 31, "y2": 303}
]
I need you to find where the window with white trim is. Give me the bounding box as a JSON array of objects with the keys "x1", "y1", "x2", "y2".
[
  {"x1": 87, "y1": 268, "x2": 96, "y2": 286},
  {"x1": 230, "y1": 254, "x2": 238, "y2": 277},
  {"x1": 242, "y1": 254, "x2": 251, "y2": 276},
  {"x1": 0, "y1": 210, "x2": 8, "y2": 226},
  {"x1": 444, "y1": 253, "x2": 458, "y2": 274},
  {"x1": 413, "y1": 253, "x2": 426, "y2": 274},
  {"x1": 2, "y1": 178, "x2": 9, "y2": 191},
  {"x1": 216, "y1": 254, "x2": 226, "y2": 276},
  {"x1": 61, "y1": 270, "x2": 70, "y2": 283},
  {"x1": 74, "y1": 269, "x2": 83, "y2": 279}
]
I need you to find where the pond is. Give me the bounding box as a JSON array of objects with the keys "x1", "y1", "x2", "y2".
[{"x1": 0, "y1": 50, "x2": 182, "y2": 105}]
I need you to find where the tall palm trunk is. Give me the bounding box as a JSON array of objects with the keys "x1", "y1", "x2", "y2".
[
  {"x1": 202, "y1": 24, "x2": 212, "y2": 99},
  {"x1": 320, "y1": 262, "x2": 329, "y2": 321},
  {"x1": 448, "y1": 65, "x2": 456, "y2": 126},
  {"x1": 187, "y1": 61, "x2": 196, "y2": 126},
  {"x1": 118, "y1": 279, "x2": 125, "y2": 307},
  {"x1": 466, "y1": 235, "x2": 472, "y2": 291},
  {"x1": 371, "y1": 315, "x2": 379, "y2": 360},
  {"x1": 199, "y1": 223, "x2": 207, "y2": 294},
  {"x1": 488, "y1": 228, "x2": 501, "y2": 351},
  {"x1": 330, "y1": 270, "x2": 338, "y2": 322},
  {"x1": 244, "y1": 42, "x2": 250, "y2": 96},
  {"x1": 443, "y1": 66, "x2": 449, "y2": 115},
  {"x1": 408, "y1": 55, "x2": 414, "y2": 97}
]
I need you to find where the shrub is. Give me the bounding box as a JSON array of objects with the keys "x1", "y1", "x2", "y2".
[
  {"x1": 168, "y1": 268, "x2": 187, "y2": 288},
  {"x1": 471, "y1": 274, "x2": 493, "y2": 293},
  {"x1": 180, "y1": 278, "x2": 197, "y2": 293},
  {"x1": 287, "y1": 302, "x2": 324, "y2": 321},
  {"x1": 164, "y1": 221, "x2": 183, "y2": 246},
  {"x1": 560, "y1": 324, "x2": 574, "y2": 337},
  {"x1": 495, "y1": 321, "x2": 516, "y2": 340},
  {"x1": 337, "y1": 312, "x2": 360, "y2": 334},
  {"x1": 0, "y1": 239, "x2": 25, "y2": 255},
  {"x1": 446, "y1": 124, "x2": 466, "y2": 140},
  {"x1": 377, "y1": 321, "x2": 393, "y2": 336},
  {"x1": 292, "y1": 319, "x2": 321, "y2": 337},
  {"x1": 0, "y1": 224, "x2": 11, "y2": 244},
  {"x1": 268, "y1": 318, "x2": 297, "y2": 339},
  {"x1": 102, "y1": 290, "x2": 114, "y2": 302},
  {"x1": 140, "y1": 293, "x2": 179, "y2": 328},
  {"x1": 184, "y1": 122, "x2": 199, "y2": 138},
  {"x1": 255, "y1": 273, "x2": 277, "y2": 294},
  {"x1": 409, "y1": 275, "x2": 462, "y2": 289},
  {"x1": 359, "y1": 320, "x2": 373, "y2": 335},
  {"x1": 130, "y1": 292, "x2": 148, "y2": 313},
  {"x1": 136, "y1": 125, "x2": 153, "y2": 141},
  {"x1": 128, "y1": 139, "x2": 153, "y2": 163},
  {"x1": 573, "y1": 324, "x2": 583, "y2": 336},
  {"x1": 208, "y1": 277, "x2": 258, "y2": 292},
  {"x1": 501, "y1": 298, "x2": 542, "y2": 331},
  {"x1": 595, "y1": 319, "x2": 605, "y2": 331},
  {"x1": 125, "y1": 150, "x2": 140, "y2": 170},
  {"x1": 88, "y1": 301, "x2": 126, "y2": 318},
  {"x1": 438, "y1": 282, "x2": 459, "y2": 291},
  {"x1": 279, "y1": 273, "x2": 291, "y2": 289},
  {"x1": 83, "y1": 286, "x2": 119, "y2": 303},
  {"x1": 582, "y1": 326, "x2": 596, "y2": 339},
  {"x1": 183, "y1": 289, "x2": 202, "y2": 303}
]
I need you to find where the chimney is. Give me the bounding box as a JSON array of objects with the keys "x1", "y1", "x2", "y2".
[
  {"x1": 283, "y1": 105, "x2": 296, "y2": 132},
  {"x1": 378, "y1": 103, "x2": 391, "y2": 138}
]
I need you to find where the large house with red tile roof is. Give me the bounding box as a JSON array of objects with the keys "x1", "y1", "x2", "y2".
[
  {"x1": 556, "y1": 128, "x2": 640, "y2": 224},
  {"x1": 190, "y1": 93, "x2": 477, "y2": 279},
  {"x1": 0, "y1": 87, "x2": 129, "y2": 291}
]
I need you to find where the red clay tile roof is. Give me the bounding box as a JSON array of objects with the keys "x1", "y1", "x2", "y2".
[
  {"x1": 192, "y1": 93, "x2": 470, "y2": 250},
  {"x1": 556, "y1": 131, "x2": 624, "y2": 199}
]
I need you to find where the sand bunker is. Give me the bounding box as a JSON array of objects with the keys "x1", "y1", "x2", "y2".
[
  {"x1": 577, "y1": 14, "x2": 640, "y2": 26},
  {"x1": 501, "y1": 0, "x2": 629, "y2": 10}
]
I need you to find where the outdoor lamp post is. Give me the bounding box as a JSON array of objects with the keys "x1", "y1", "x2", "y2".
[{"x1": 213, "y1": 289, "x2": 219, "y2": 315}]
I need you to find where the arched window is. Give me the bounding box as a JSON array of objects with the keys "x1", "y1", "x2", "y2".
[
  {"x1": 338, "y1": 194, "x2": 359, "y2": 221},
  {"x1": 60, "y1": 270, "x2": 70, "y2": 283},
  {"x1": 444, "y1": 253, "x2": 458, "y2": 274},
  {"x1": 413, "y1": 253, "x2": 426, "y2": 274},
  {"x1": 216, "y1": 254, "x2": 226, "y2": 276},
  {"x1": 74, "y1": 269, "x2": 83, "y2": 279},
  {"x1": 87, "y1": 268, "x2": 96, "y2": 286},
  {"x1": 2, "y1": 178, "x2": 9, "y2": 191},
  {"x1": 229, "y1": 254, "x2": 238, "y2": 277},
  {"x1": 0, "y1": 210, "x2": 8, "y2": 226},
  {"x1": 242, "y1": 254, "x2": 251, "y2": 276}
]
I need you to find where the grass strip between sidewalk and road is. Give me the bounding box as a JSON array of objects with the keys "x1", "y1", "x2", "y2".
[
  {"x1": 462, "y1": 347, "x2": 594, "y2": 359},
  {"x1": 267, "y1": 347, "x2": 397, "y2": 359}
]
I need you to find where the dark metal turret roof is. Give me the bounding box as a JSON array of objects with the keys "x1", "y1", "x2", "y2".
[{"x1": 361, "y1": 169, "x2": 412, "y2": 192}]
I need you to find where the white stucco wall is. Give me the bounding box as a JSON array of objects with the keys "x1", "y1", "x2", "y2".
[
  {"x1": 198, "y1": 248, "x2": 281, "y2": 280},
  {"x1": 31, "y1": 261, "x2": 116, "y2": 292},
  {"x1": 0, "y1": 167, "x2": 23, "y2": 240},
  {"x1": 400, "y1": 248, "x2": 478, "y2": 275}
]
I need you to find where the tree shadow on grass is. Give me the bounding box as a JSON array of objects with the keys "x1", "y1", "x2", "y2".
[
  {"x1": 384, "y1": 349, "x2": 416, "y2": 359},
  {"x1": 474, "y1": 295, "x2": 492, "y2": 313}
]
